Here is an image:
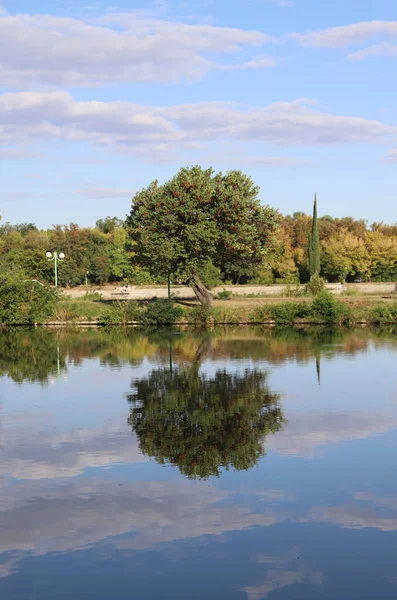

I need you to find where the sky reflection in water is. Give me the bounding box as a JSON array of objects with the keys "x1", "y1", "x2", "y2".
[{"x1": 1, "y1": 328, "x2": 397, "y2": 599}]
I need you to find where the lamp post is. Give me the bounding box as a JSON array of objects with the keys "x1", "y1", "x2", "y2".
[{"x1": 46, "y1": 251, "x2": 65, "y2": 288}]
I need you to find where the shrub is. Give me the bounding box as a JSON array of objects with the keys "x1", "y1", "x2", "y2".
[
  {"x1": 369, "y1": 303, "x2": 397, "y2": 324},
  {"x1": 283, "y1": 284, "x2": 305, "y2": 298},
  {"x1": 0, "y1": 271, "x2": 58, "y2": 325},
  {"x1": 250, "y1": 305, "x2": 272, "y2": 323},
  {"x1": 139, "y1": 298, "x2": 183, "y2": 327},
  {"x1": 270, "y1": 302, "x2": 310, "y2": 324},
  {"x1": 305, "y1": 274, "x2": 325, "y2": 296},
  {"x1": 100, "y1": 301, "x2": 140, "y2": 325},
  {"x1": 217, "y1": 288, "x2": 233, "y2": 300},
  {"x1": 187, "y1": 306, "x2": 216, "y2": 328},
  {"x1": 342, "y1": 288, "x2": 360, "y2": 297},
  {"x1": 311, "y1": 291, "x2": 347, "y2": 324},
  {"x1": 79, "y1": 291, "x2": 103, "y2": 302}
]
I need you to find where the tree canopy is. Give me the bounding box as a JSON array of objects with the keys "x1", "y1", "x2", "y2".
[{"x1": 126, "y1": 166, "x2": 279, "y2": 305}]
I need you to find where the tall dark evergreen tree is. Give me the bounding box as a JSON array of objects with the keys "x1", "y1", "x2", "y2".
[{"x1": 308, "y1": 194, "x2": 321, "y2": 279}]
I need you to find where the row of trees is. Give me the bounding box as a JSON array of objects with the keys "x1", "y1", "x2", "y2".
[{"x1": 1, "y1": 167, "x2": 397, "y2": 293}]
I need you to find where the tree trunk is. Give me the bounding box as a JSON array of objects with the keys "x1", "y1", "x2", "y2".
[{"x1": 191, "y1": 273, "x2": 213, "y2": 307}]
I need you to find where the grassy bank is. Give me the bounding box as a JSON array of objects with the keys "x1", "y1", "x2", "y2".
[{"x1": 41, "y1": 291, "x2": 397, "y2": 328}]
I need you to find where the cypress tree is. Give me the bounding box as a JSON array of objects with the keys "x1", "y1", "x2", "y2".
[{"x1": 308, "y1": 194, "x2": 320, "y2": 278}]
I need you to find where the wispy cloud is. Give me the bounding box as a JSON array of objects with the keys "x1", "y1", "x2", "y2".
[
  {"x1": 293, "y1": 21, "x2": 397, "y2": 49},
  {"x1": 1, "y1": 93, "x2": 395, "y2": 163},
  {"x1": 0, "y1": 12, "x2": 275, "y2": 88},
  {"x1": 386, "y1": 149, "x2": 397, "y2": 163},
  {"x1": 348, "y1": 42, "x2": 397, "y2": 61}
]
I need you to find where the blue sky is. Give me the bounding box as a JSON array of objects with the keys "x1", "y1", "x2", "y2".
[{"x1": 1, "y1": 0, "x2": 396, "y2": 227}]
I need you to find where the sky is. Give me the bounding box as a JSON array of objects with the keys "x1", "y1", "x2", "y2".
[{"x1": 0, "y1": 0, "x2": 396, "y2": 228}]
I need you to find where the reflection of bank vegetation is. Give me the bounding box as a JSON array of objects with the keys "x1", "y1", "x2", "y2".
[{"x1": 1, "y1": 327, "x2": 397, "y2": 384}]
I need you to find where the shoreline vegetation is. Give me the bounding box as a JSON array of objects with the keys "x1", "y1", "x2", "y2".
[{"x1": 4, "y1": 287, "x2": 397, "y2": 328}]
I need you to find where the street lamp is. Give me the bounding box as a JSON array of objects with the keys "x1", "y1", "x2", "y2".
[{"x1": 46, "y1": 251, "x2": 65, "y2": 288}]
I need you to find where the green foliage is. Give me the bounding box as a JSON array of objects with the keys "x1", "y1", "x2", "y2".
[
  {"x1": 312, "y1": 291, "x2": 347, "y2": 324},
  {"x1": 95, "y1": 216, "x2": 124, "y2": 233},
  {"x1": 79, "y1": 291, "x2": 103, "y2": 302},
  {"x1": 127, "y1": 166, "x2": 279, "y2": 301},
  {"x1": 342, "y1": 288, "x2": 360, "y2": 297},
  {"x1": 217, "y1": 288, "x2": 233, "y2": 300},
  {"x1": 187, "y1": 306, "x2": 216, "y2": 328},
  {"x1": 369, "y1": 303, "x2": 397, "y2": 324},
  {"x1": 308, "y1": 195, "x2": 321, "y2": 279},
  {"x1": 139, "y1": 298, "x2": 183, "y2": 327},
  {"x1": 305, "y1": 273, "x2": 325, "y2": 296},
  {"x1": 196, "y1": 260, "x2": 222, "y2": 290},
  {"x1": 283, "y1": 284, "x2": 305, "y2": 298},
  {"x1": 0, "y1": 269, "x2": 58, "y2": 325},
  {"x1": 128, "y1": 367, "x2": 284, "y2": 479},
  {"x1": 270, "y1": 302, "x2": 310, "y2": 324},
  {"x1": 100, "y1": 301, "x2": 140, "y2": 325}
]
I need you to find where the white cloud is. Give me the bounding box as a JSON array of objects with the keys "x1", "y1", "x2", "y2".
[
  {"x1": 0, "y1": 12, "x2": 274, "y2": 87},
  {"x1": 294, "y1": 21, "x2": 397, "y2": 49},
  {"x1": 267, "y1": 411, "x2": 397, "y2": 457},
  {"x1": 387, "y1": 149, "x2": 397, "y2": 163},
  {"x1": 0, "y1": 147, "x2": 39, "y2": 160},
  {"x1": 0, "y1": 92, "x2": 395, "y2": 163},
  {"x1": 348, "y1": 42, "x2": 397, "y2": 61},
  {"x1": 0, "y1": 477, "x2": 282, "y2": 576}
]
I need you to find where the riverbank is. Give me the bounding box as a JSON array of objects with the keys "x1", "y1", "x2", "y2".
[{"x1": 24, "y1": 292, "x2": 397, "y2": 327}]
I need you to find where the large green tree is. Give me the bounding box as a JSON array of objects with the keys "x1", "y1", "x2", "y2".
[{"x1": 126, "y1": 166, "x2": 279, "y2": 306}]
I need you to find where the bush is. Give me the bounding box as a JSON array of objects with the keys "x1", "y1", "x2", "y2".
[
  {"x1": 270, "y1": 302, "x2": 310, "y2": 324},
  {"x1": 139, "y1": 298, "x2": 183, "y2": 327},
  {"x1": 369, "y1": 303, "x2": 397, "y2": 324},
  {"x1": 342, "y1": 288, "x2": 360, "y2": 297},
  {"x1": 305, "y1": 274, "x2": 325, "y2": 296},
  {"x1": 79, "y1": 291, "x2": 103, "y2": 302},
  {"x1": 187, "y1": 306, "x2": 216, "y2": 328},
  {"x1": 312, "y1": 291, "x2": 347, "y2": 324},
  {"x1": 217, "y1": 288, "x2": 233, "y2": 300},
  {"x1": 100, "y1": 301, "x2": 140, "y2": 325},
  {"x1": 0, "y1": 272, "x2": 58, "y2": 325},
  {"x1": 283, "y1": 284, "x2": 305, "y2": 298}
]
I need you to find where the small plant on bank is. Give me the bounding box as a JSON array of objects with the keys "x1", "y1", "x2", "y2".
[
  {"x1": 100, "y1": 301, "x2": 140, "y2": 325},
  {"x1": 369, "y1": 303, "x2": 397, "y2": 325},
  {"x1": 305, "y1": 274, "x2": 325, "y2": 296},
  {"x1": 217, "y1": 288, "x2": 233, "y2": 300},
  {"x1": 283, "y1": 284, "x2": 305, "y2": 298},
  {"x1": 139, "y1": 298, "x2": 183, "y2": 327},
  {"x1": 187, "y1": 306, "x2": 216, "y2": 328},
  {"x1": 79, "y1": 291, "x2": 103, "y2": 302}
]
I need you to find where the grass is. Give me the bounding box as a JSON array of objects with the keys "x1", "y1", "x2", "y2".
[{"x1": 45, "y1": 293, "x2": 397, "y2": 328}]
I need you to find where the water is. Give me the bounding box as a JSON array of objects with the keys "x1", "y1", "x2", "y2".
[{"x1": 1, "y1": 327, "x2": 397, "y2": 599}]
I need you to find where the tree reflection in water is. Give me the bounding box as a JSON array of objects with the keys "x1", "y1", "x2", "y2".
[{"x1": 127, "y1": 341, "x2": 285, "y2": 479}]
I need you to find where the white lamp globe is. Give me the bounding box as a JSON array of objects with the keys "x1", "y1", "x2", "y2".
[
  {"x1": 46, "y1": 251, "x2": 52, "y2": 258},
  {"x1": 59, "y1": 252, "x2": 65, "y2": 259}
]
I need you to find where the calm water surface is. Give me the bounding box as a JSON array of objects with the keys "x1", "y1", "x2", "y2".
[{"x1": 1, "y1": 328, "x2": 397, "y2": 599}]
